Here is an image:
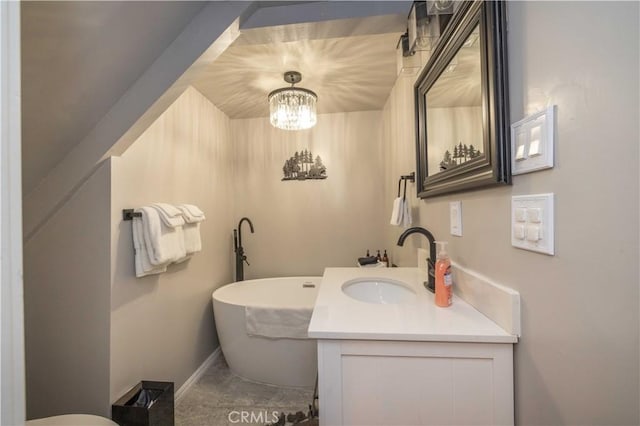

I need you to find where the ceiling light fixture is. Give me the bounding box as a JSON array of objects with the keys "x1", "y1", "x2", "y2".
[{"x1": 268, "y1": 71, "x2": 317, "y2": 131}]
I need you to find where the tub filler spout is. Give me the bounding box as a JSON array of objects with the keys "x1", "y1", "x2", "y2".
[{"x1": 234, "y1": 217, "x2": 254, "y2": 281}]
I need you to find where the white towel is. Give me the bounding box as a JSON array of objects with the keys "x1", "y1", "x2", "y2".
[
  {"x1": 132, "y1": 214, "x2": 167, "y2": 277},
  {"x1": 150, "y1": 203, "x2": 185, "y2": 228},
  {"x1": 140, "y1": 206, "x2": 187, "y2": 265},
  {"x1": 176, "y1": 204, "x2": 205, "y2": 223},
  {"x1": 172, "y1": 254, "x2": 192, "y2": 264},
  {"x1": 182, "y1": 223, "x2": 202, "y2": 254},
  {"x1": 175, "y1": 204, "x2": 204, "y2": 254},
  {"x1": 390, "y1": 196, "x2": 403, "y2": 226},
  {"x1": 245, "y1": 306, "x2": 313, "y2": 339},
  {"x1": 402, "y1": 198, "x2": 413, "y2": 228}
]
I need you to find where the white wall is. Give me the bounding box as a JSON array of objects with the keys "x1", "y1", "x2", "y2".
[
  {"x1": 23, "y1": 161, "x2": 111, "y2": 419},
  {"x1": 110, "y1": 87, "x2": 235, "y2": 403},
  {"x1": 232, "y1": 111, "x2": 387, "y2": 278},
  {"x1": 383, "y1": 2, "x2": 639, "y2": 424}
]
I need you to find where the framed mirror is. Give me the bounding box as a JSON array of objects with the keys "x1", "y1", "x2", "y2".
[{"x1": 415, "y1": 1, "x2": 510, "y2": 198}]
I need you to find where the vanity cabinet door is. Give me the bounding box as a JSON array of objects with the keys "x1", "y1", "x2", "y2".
[{"x1": 318, "y1": 340, "x2": 513, "y2": 426}]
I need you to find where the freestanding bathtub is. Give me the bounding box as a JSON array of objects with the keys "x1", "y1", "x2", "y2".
[{"x1": 212, "y1": 276, "x2": 321, "y2": 388}]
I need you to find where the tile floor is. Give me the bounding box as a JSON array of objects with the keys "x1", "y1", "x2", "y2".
[{"x1": 176, "y1": 353, "x2": 316, "y2": 426}]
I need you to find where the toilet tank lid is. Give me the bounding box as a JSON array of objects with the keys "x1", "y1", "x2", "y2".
[{"x1": 26, "y1": 414, "x2": 118, "y2": 426}]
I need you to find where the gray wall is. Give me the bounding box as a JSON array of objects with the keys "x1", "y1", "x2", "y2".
[
  {"x1": 23, "y1": 161, "x2": 111, "y2": 419},
  {"x1": 232, "y1": 111, "x2": 388, "y2": 279},
  {"x1": 110, "y1": 87, "x2": 235, "y2": 403},
  {"x1": 383, "y1": 2, "x2": 639, "y2": 424}
]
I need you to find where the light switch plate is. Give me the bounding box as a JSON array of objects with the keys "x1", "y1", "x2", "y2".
[
  {"x1": 450, "y1": 201, "x2": 462, "y2": 236},
  {"x1": 511, "y1": 193, "x2": 554, "y2": 255},
  {"x1": 511, "y1": 106, "x2": 555, "y2": 175}
]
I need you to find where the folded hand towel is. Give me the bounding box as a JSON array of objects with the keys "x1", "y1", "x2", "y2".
[
  {"x1": 176, "y1": 204, "x2": 205, "y2": 223},
  {"x1": 151, "y1": 202, "x2": 182, "y2": 217},
  {"x1": 140, "y1": 206, "x2": 187, "y2": 265},
  {"x1": 172, "y1": 254, "x2": 192, "y2": 264},
  {"x1": 132, "y1": 213, "x2": 167, "y2": 277},
  {"x1": 150, "y1": 203, "x2": 185, "y2": 228},
  {"x1": 245, "y1": 306, "x2": 313, "y2": 339},
  {"x1": 390, "y1": 196, "x2": 403, "y2": 226},
  {"x1": 182, "y1": 222, "x2": 202, "y2": 254},
  {"x1": 173, "y1": 205, "x2": 204, "y2": 254},
  {"x1": 402, "y1": 198, "x2": 412, "y2": 228}
]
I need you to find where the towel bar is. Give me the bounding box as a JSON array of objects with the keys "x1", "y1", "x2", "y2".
[
  {"x1": 122, "y1": 209, "x2": 142, "y2": 221},
  {"x1": 400, "y1": 172, "x2": 415, "y2": 182}
]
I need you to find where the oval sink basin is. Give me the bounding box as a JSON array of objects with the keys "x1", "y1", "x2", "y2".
[{"x1": 342, "y1": 278, "x2": 417, "y2": 304}]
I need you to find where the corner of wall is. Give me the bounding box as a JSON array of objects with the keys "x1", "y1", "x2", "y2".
[{"x1": 23, "y1": 160, "x2": 112, "y2": 419}]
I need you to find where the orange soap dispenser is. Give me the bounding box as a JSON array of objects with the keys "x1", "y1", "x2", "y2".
[{"x1": 434, "y1": 241, "x2": 452, "y2": 307}]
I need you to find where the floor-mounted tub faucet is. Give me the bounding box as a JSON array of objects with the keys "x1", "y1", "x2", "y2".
[
  {"x1": 234, "y1": 217, "x2": 254, "y2": 282},
  {"x1": 396, "y1": 226, "x2": 437, "y2": 293}
]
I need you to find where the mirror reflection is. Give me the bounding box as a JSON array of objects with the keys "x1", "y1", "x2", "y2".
[{"x1": 425, "y1": 24, "x2": 482, "y2": 176}]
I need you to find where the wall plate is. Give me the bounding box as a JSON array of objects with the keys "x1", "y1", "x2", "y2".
[
  {"x1": 511, "y1": 193, "x2": 554, "y2": 255},
  {"x1": 511, "y1": 106, "x2": 555, "y2": 175},
  {"x1": 450, "y1": 201, "x2": 462, "y2": 236}
]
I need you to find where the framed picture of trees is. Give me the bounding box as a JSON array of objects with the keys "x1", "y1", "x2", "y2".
[{"x1": 282, "y1": 149, "x2": 327, "y2": 181}]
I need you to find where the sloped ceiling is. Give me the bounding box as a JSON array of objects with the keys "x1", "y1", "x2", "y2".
[
  {"x1": 21, "y1": 1, "x2": 206, "y2": 195},
  {"x1": 21, "y1": 1, "x2": 409, "y2": 198},
  {"x1": 192, "y1": 31, "x2": 401, "y2": 118}
]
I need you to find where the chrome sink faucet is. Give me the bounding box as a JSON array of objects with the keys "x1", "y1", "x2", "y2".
[{"x1": 396, "y1": 226, "x2": 436, "y2": 293}]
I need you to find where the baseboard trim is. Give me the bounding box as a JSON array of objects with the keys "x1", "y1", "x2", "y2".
[{"x1": 175, "y1": 346, "x2": 222, "y2": 402}]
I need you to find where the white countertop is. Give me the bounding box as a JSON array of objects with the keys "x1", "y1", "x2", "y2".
[{"x1": 308, "y1": 267, "x2": 518, "y2": 343}]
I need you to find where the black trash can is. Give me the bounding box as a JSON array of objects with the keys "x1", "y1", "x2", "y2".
[{"x1": 112, "y1": 381, "x2": 174, "y2": 426}]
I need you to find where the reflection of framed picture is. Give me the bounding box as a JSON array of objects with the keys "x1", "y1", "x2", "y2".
[{"x1": 414, "y1": 0, "x2": 510, "y2": 198}]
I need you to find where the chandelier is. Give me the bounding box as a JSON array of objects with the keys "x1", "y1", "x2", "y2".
[{"x1": 268, "y1": 71, "x2": 317, "y2": 131}]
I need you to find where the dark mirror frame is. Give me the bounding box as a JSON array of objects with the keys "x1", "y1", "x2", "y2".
[{"x1": 415, "y1": 1, "x2": 510, "y2": 199}]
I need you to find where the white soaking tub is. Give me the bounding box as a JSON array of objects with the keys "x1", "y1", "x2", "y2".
[{"x1": 212, "y1": 276, "x2": 321, "y2": 387}]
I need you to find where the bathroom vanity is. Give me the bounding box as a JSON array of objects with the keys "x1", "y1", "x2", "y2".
[{"x1": 308, "y1": 267, "x2": 519, "y2": 426}]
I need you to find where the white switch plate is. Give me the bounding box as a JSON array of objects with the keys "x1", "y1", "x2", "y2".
[
  {"x1": 511, "y1": 106, "x2": 555, "y2": 175},
  {"x1": 450, "y1": 201, "x2": 462, "y2": 236},
  {"x1": 511, "y1": 193, "x2": 554, "y2": 255}
]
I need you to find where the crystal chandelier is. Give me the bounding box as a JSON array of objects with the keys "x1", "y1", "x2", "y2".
[{"x1": 268, "y1": 71, "x2": 317, "y2": 131}]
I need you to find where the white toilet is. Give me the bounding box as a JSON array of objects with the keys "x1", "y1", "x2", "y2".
[{"x1": 26, "y1": 414, "x2": 118, "y2": 425}]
